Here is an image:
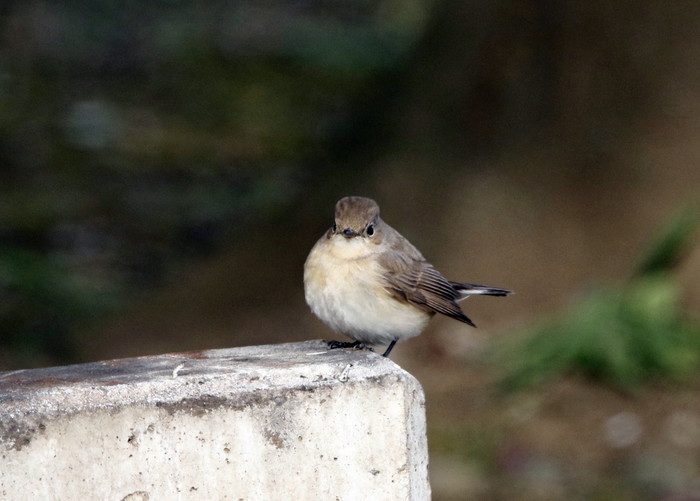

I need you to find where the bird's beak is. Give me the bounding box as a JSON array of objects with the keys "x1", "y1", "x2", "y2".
[{"x1": 341, "y1": 228, "x2": 358, "y2": 238}]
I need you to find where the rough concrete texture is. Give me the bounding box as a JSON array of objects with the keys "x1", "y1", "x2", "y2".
[{"x1": 0, "y1": 340, "x2": 430, "y2": 500}]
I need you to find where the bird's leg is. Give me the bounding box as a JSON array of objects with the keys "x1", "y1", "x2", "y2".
[
  {"x1": 326, "y1": 340, "x2": 373, "y2": 352},
  {"x1": 382, "y1": 339, "x2": 398, "y2": 357}
]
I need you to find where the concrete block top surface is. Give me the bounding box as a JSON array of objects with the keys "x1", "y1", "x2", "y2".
[{"x1": 0, "y1": 340, "x2": 414, "y2": 419}]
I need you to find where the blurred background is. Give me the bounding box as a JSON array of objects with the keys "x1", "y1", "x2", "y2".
[{"x1": 2, "y1": 0, "x2": 700, "y2": 499}]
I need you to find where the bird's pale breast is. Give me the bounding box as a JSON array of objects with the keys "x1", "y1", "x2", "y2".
[{"x1": 303, "y1": 235, "x2": 430, "y2": 345}]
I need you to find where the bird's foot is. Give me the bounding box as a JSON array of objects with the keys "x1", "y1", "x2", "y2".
[
  {"x1": 326, "y1": 340, "x2": 374, "y2": 352},
  {"x1": 382, "y1": 339, "x2": 398, "y2": 358}
]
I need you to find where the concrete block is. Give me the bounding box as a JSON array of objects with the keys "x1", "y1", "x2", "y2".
[{"x1": 0, "y1": 341, "x2": 430, "y2": 500}]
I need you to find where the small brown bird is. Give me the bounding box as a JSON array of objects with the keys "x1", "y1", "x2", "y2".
[{"x1": 304, "y1": 196, "x2": 511, "y2": 357}]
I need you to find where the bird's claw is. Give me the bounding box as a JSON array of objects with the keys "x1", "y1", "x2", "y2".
[{"x1": 326, "y1": 340, "x2": 374, "y2": 352}]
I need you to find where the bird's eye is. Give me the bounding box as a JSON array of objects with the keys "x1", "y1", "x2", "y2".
[
  {"x1": 366, "y1": 224, "x2": 375, "y2": 237},
  {"x1": 332, "y1": 223, "x2": 337, "y2": 232}
]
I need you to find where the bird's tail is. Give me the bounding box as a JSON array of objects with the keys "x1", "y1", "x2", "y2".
[{"x1": 451, "y1": 282, "x2": 513, "y2": 300}]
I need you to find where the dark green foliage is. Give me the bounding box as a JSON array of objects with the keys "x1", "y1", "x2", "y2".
[
  {"x1": 0, "y1": 1, "x2": 430, "y2": 368},
  {"x1": 0, "y1": 248, "x2": 121, "y2": 367}
]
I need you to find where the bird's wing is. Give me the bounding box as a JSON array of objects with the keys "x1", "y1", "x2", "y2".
[{"x1": 378, "y1": 251, "x2": 476, "y2": 326}]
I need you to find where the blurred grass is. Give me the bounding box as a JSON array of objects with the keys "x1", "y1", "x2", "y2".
[
  {"x1": 635, "y1": 207, "x2": 698, "y2": 277},
  {"x1": 499, "y1": 278, "x2": 700, "y2": 391},
  {"x1": 499, "y1": 209, "x2": 700, "y2": 392}
]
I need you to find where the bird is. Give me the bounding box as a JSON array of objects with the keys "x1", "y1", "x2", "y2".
[{"x1": 303, "y1": 196, "x2": 512, "y2": 358}]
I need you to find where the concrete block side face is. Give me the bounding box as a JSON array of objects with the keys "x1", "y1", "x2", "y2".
[
  {"x1": 400, "y1": 372, "x2": 431, "y2": 501},
  {"x1": 0, "y1": 347, "x2": 431, "y2": 501},
  {"x1": 1, "y1": 380, "x2": 407, "y2": 499}
]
